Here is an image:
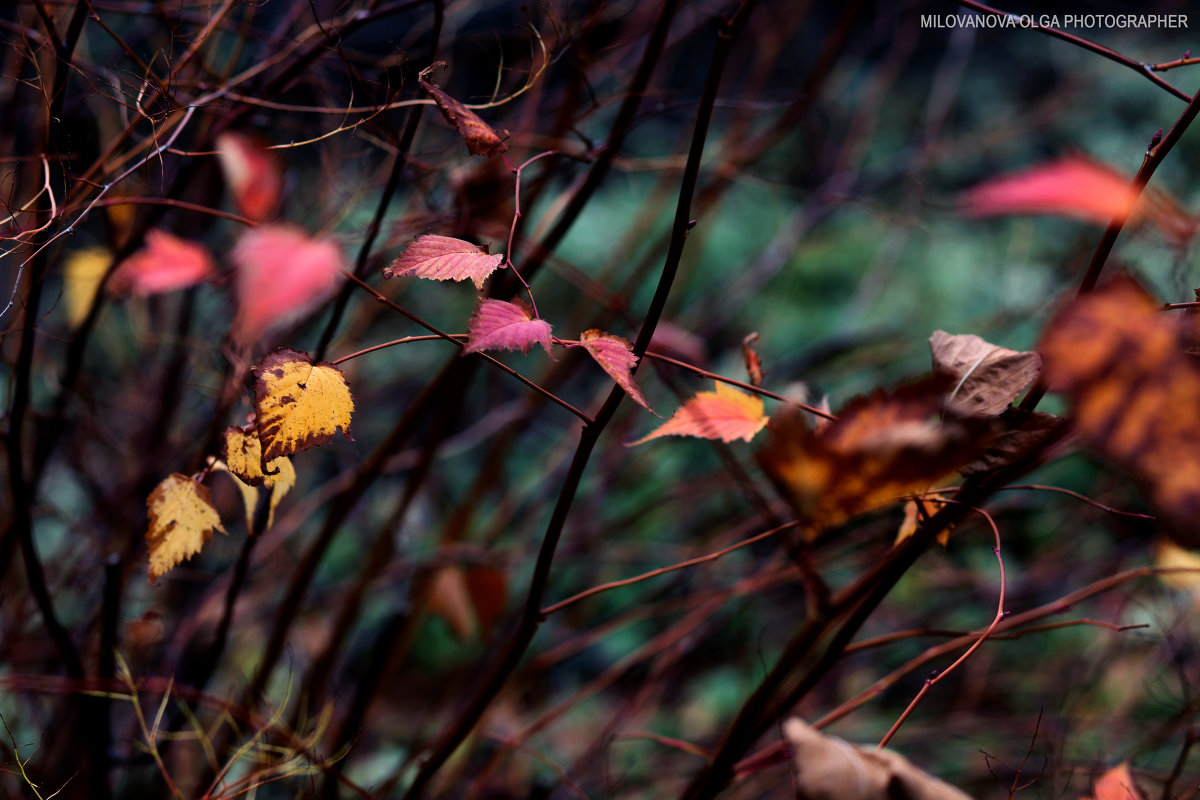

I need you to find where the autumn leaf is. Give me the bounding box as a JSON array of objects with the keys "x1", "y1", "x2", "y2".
[
  {"x1": 463, "y1": 297, "x2": 553, "y2": 357},
  {"x1": 930, "y1": 330, "x2": 1041, "y2": 416},
  {"x1": 782, "y1": 718, "x2": 972, "y2": 800},
  {"x1": 222, "y1": 426, "x2": 268, "y2": 486},
  {"x1": 232, "y1": 225, "x2": 344, "y2": 343},
  {"x1": 146, "y1": 473, "x2": 226, "y2": 583},
  {"x1": 630, "y1": 382, "x2": 767, "y2": 445},
  {"x1": 216, "y1": 132, "x2": 282, "y2": 222},
  {"x1": 420, "y1": 64, "x2": 508, "y2": 158},
  {"x1": 1082, "y1": 763, "x2": 1142, "y2": 800},
  {"x1": 1153, "y1": 539, "x2": 1200, "y2": 607},
  {"x1": 109, "y1": 229, "x2": 215, "y2": 297},
  {"x1": 1039, "y1": 277, "x2": 1200, "y2": 540},
  {"x1": 895, "y1": 497, "x2": 950, "y2": 547},
  {"x1": 960, "y1": 157, "x2": 1195, "y2": 241},
  {"x1": 63, "y1": 248, "x2": 110, "y2": 329},
  {"x1": 383, "y1": 234, "x2": 504, "y2": 289},
  {"x1": 759, "y1": 378, "x2": 991, "y2": 537},
  {"x1": 210, "y1": 452, "x2": 295, "y2": 533},
  {"x1": 960, "y1": 409, "x2": 1065, "y2": 476},
  {"x1": 579, "y1": 329, "x2": 656, "y2": 415},
  {"x1": 254, "y1": 348, "x2": 354, "y2": 464},
  {"x1": 465, "y1": 566, "x2": 507, "y2": 639}
]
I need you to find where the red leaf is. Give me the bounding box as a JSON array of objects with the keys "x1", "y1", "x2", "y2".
[
  {"x1": 463, "y1": 298, "x2": 553, "y2": 357},
  {"x1": 109, "y1": 229, "x2": 214, "y2": 296},
  {"x1": 232, "y1": 225, "x2": 344, "y2": 343},
  {"x1": 629, "y1": 382, "x2": 767, "y2": 445},
  {"x1": 1084, "y1": 763, "x2": 1142, "y2": 800},
  {"x1": 960, "y1": 157, "x2": 1142, "y2": 227},
  {"x1": 579, "y1": 329, "x2": 656, "y2": 415},
  {"x1": 383, "y1": 234, "x2": 504, "y2": 289},
  {"x1": 216, "y1": 132, "x2": 282, "y2": 222}
]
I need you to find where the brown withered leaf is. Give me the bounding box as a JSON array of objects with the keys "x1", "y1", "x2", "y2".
[
  {"x1": 784, "y1": 718, "x2": 972, "y2": 800},
  {"x1": 960, "y1": 409, "x2": 1066, "y2": 476},
  {"x1": 420, "y1": 63, "x2": 508, "y2": 158},
  {"x1": 1039, "y1": 276, "x2": 1200, "y2": 540},
  {"x1": 760, "y1": 377, "x2": 992, "y2": 538},
  {"x1": 930, "y1": 330, "x2": 1041, "y2": 416}
]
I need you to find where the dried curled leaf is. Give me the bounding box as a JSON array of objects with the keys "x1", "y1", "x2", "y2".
[
  {"x1": 1083, "y1": 763, "x2": 1143, "y2": 800},
  {"x1": 216, "y1": 132, "x2": 282, "y2": 222},
  {"x1": 254, "y1": 348, "x2": 354, "y2": 464},
  {"x1": 960, "y1": 409, "x2": 1065, "y2": 476},
  {"x1": 784, "y1": 718, "x2": 972, "y2": 800},
  {"x1": 420, "y1": 64, "x2": 507, "y2": 158},
  {"x1": 1039, "y1": 277, "x2": 1200, "y2": 540},
  {"x1": 760, "y1": 378, "x2": 991, "y2": 537},
  {"x1": 930, "y1": 330, "x2": 1041, "y2": 416},
  {"x1": 109, "y1": 230, "x2": 214, "y2": 297},
  {"x1": 383, "y1": 235, "x2": 504, "y2": 289},
  {"x1": 146, "y1": 473, "x2": 226, "y2": 583},
  {"x1": 580, "y1": 329, "x2": 656, "y2": 415},
  {"x1": 630, "y1": 382, "x2": 767, "y2": 445},
  {"x1": 463, "y1": 298, "x2": 554, "y2": 357}
]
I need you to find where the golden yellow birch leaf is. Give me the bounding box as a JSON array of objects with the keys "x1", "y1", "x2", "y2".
[
  {"x1": 146, "y1": 473, "x2": 226, "y2": 583},
  {"x1": 253, "y1": 348, "x2": 354, "y2": 465},
  {"x1": 265, "y1": 455, "x2": 296, "y2": 531},
  {"x1": 63, "y1": 247, "x2": 110, "y2": 329},
  {"x1": 222, "y1": 426, "x2": 267, "y2": 486},
  {"x1": 208, "y1": 458, "x2": 259, "y2": 532}
]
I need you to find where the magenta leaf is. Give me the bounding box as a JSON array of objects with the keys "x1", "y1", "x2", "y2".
[
  {"x1": 383, "y1": 235, "x2": 504, "y2": 290},
  {"x1": 579, "y1": 329, "x2": 656, "y2": 415},
  {"x1": 463, "y1": 298, "x2": 553, "y2": 357}
]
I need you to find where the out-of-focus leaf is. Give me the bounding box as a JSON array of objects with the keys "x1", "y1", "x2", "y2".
[
  {"x1": 383, "y1": 234, "x2": 504, "y2": 289},
  {"x1": 783, "y1": 718, "x2": 972, "y2": 800},
  {"x1": 254, "y1": 348, "x2": 354, "y2": 464},
  {"x1": 930, "y1": 330, "x2": 1041, "y2": 416},
  {"x1": 1153, "y1": 539, "x2": 1200, "y2": 607},
  {"x1": 579, "y1": 329, "x2": 655, "y2": 415},
  {"x1": 420, "y1": 66, "x2": 507, "y2": 158},
  {"x1": 959, "y1": 157, "x2": 1196, "y2": 242},
  {"x1": 895, "y1": 497, "x2": 950, "y2": 547},
  {"x1": 232, "y1": 225, "x2": 344, "y2": 343},
  {"x1": 1039, "y1": 277, "x2": 1200, "y2": 540},
  {"x1": 63, "y1": 247, "x2": 110, "y2": 329},
  {"x1": 1082, "y1": 763, "x2": 1142, "y2": 800},
  {"x1": 760, "y1": 378, "x2": 991, "y2": 538},
  {"x1": 427, "y1": 566, "x2": 476, "y2": 641},
  {"x1": 146, "y1": 473, "x2": 226, "y2": 584},
  {"x1": 960, "y1": 409, "x2": 1065, "y2": 476},
  {"x1": 216, "y1": 132, "x2": 282, "y2": 221},
  {"x1": 648, "y1": 322, "x2": 707, "y2": 365},
  {"x1": 462, "y1": 298, "x2": 553, "y2": 356},
  {"x1": 465, "y1": 566, "x2": 507, "y2": 639},
  {"x1": 109, "y1": 230, "x2": 214, "y2": 297},
  {"x1": 630, "y1": 382, "x2": 767, "y2": 445}
]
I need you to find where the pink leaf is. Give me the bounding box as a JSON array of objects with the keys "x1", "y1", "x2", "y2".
[
  {"x1": 629, "y1": 382, "x2": 767, "y2": 445},
  {"x1": 463, "y1": 298, "x2": 553, "y2": 357},
  {"x1": 232, "y1": 225, "x2": 344, "y2": 343},
  {"x1": 109, "y1": 229, "x2": 214, "y2": 296},
  {"x1": 579, "y1": 329, "x2": 656, "y2": 415},
  {"x1": 216, "y1": 132, "x2": 282, "y2": 222},
  {"x1": 383, "y1": 235, "x2": 504, "y2": 290}
]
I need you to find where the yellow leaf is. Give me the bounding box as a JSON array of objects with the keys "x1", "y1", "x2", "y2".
[
  {"x1": 265, "y1": 455, "x2": 296, "y2": 531},
  {"x1": 222, "y1": 426, "x2": 267, "y2": 486},
  {"x1": 253, "y1": 348, "x2": 354, "y2": 464},
  {"x1": 63, "y1": 248, "x2": 110, "y2": 329},
  {"x1": 146, "y1": 473, "x2": 226, "y2": 583},
  {"x1": 209, "y1": 458, "x2": 259, "y2": 532}
]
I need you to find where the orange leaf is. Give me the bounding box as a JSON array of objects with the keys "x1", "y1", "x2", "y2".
[
  {"x1": 420, "y1": 64, "x2": 507, "y2": 158},
  {"x1": 1039, "y1": 277, "x2": 1200, "y2": 539},
  {"x1": 216, "y1": 132, "x2": 282, "y2": 221},
  {"x1": 1083, "y1": 763, "x2": 1142, "y2": 800},
  {"x1": 463, "y1": 298, "x2": 553, "y2": 356},
  {"x1": 759, "y1": 378, "x2": 991, "y2": 537},
  {"x1": 579, "y1": 329, "x2": 656, "y2": 415},
  {"x1": 109, "y1": 230, "x2": 214, "y2": 296},
  {"x1": 383, "y1": 234, "x2": 504, "y2": 289},
  {"x1": 629, "y1": 382, "x2": 767, "y2": 445},
  {"x1": 232, "y1": 225, "x2": 344, "y2": 343}
]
